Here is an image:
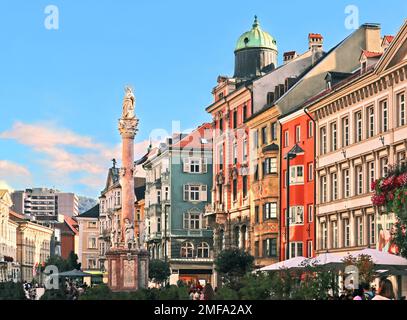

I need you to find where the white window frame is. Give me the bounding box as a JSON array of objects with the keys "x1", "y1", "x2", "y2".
[
  {"x1": 289, "y1": 206, "x2": 304, "y2": 225},
  {"x1": 367, "y1": 106, "x2": 375, "y2": 138},
  {"x1": 344, "y1": 219, "x2": 350, "y2": 247},
  {"x1": 357, "y1": 216, "x2": 363, "y2": 246},
  {"x1": 183, "y1": 184, "x2": 207, "y2": 202},
  {"x1": 333, "y1": 220, "x2": 338, "y2": 249},
  {"x1": 320, "y1": 126, "x2": 327, "y2": 154},
  {"x1": 321, "y1": 175, "x2": 327, "y2": 203},
  {"x1": 308, "y1": 121, "x2": 313, "y2": 138},
  {"x1": 180, "y1": 242, "x2": 194, "y2": 258},
  {"x1": 295, "y1": 125, "x2": 301, "y2": 143},
  {"x1": 330, "y1": 122, "x2": 337, "y2": 151},
  {"x1": 332, "y1": 173, "x2": 338, "y2": 201},
  {"x1": 344, "y1": 169, "x2": 350, "y2": 198},
  {"x1": 264, "y1": 202, "x2": 277, "y2": 220},
  {"x1": 197, "y1": 242, "x2": 210, "y2": 258},
  {"x1": 356, "y1": 165, "x2": 363, "y2": 195},
  {"x1": 284, "y1": 130, "x2": 289, "y2": 147},
  {"x1": 381, "y1": 100, "x2": 388, "y2": 132},
  {"x1": 289, "y1": 242, "x2": 303, "y2": 258},
  {"x1": 308, "y1": 205, "x2": 313, "y2": 223},
  {"x1": 342, "y1": 116, "x2": 350, "y2": 147},
  {"x1": 290, "y1": 165, "x2": 304, "y2": 185},
  {"x1": 369, "y1": 161, "x2": 375, "y2": 191},
  {"x1": 355, "y1": 111, "x2": 362, "y2": 142},
  {"x1": 398, "y1": 92, "x2": 406, "y2": 126}
]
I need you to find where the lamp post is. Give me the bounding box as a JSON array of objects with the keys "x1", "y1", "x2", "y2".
[{"x1": 284, "y1": 151, "x2": 297, "y2": 260}]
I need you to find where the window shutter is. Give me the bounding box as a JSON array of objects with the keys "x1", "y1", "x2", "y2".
[
  {"x1": 202, "y1": 158, "x2": 207, "y2": 173},
  {"x1": 183, "y1": 185, "x2": 189, "y2": 201},
  {"x1": 200, "y1": 185, "x2": 207, "y2": 202},
  {"x1": 183, "y1": 158, "x2": 190, "y2": 173}
]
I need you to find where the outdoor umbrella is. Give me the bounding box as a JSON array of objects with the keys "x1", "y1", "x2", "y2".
[
  {"x1": 354, "y1": 248, "x2": 407, "y2": 268},
  {"x1": 258, "y1": 256, "x2": 308, "y2": 271}
]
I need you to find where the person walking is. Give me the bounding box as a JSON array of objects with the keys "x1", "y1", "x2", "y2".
[{"x1": 372, "y1": 279, "x2": 396, "y2": 300}]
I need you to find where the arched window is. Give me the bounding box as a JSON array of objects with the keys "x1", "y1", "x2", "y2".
[
  {"x1": 241, "y1": 225, "x2": 247, "y2": 249},
  {"x1": 197, "y1": 242, "x2": 210, "y2": 258},
  {"x1": 180, "y1": 242, "x2": 194, "y2": 258}
]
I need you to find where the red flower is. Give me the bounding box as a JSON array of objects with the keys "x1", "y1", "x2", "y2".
[
  {"x1": 388, "y1": 192, "x2": 395, "y2": 201},
  {"x1": 372, "y1": 194, "x2": 386, "y2": 206},
  {"x1": 371, "y1": 180, "x2": 377, "y2": 191},
  {"x1": 396, "y1": 173, "x2": 407, "y2": 187}
]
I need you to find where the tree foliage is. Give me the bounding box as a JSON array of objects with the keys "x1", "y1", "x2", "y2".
[
  {"x1": 148, "y1": 259, "x2": 171, "y2": 285},
  {"x1": 0, "y1": 282, "x2": 26, "y2": 300},
  {"x1": 214, "y1": 248, "x2": 254, "y2": 291}
]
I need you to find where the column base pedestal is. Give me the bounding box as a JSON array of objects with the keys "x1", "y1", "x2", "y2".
[{"x1": 105, "y1": 248, "x2": 149, "y2": 292}]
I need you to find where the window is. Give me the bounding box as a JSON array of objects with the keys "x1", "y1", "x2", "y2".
[
  {"x1": 254, "y1": 241, "x2": 259, "y2": 257},
  {"x1": 157, "y1": 217, "x2": 161, "y2": 232},
  {"x1": 254, "y1": 164, "x2": 259, "y2": 181},
  {"x1": 261, "y1": 126, "x2": 268, "y2": 145},
  {"x1": 243, "y1": 138, "x2": 248, "y2": 162},
  {"x1": 333, "y1": 220, "x2": 338, "y2": 249},
  {"x1": 255, "y1": 206, "x2": 260, "y2": 223},
  {"x1": 330, "y1": 122, "x2": 337, "y2": 151},
  {"x1": 308, "y1": 205, "x2": 313, "y2": 223},
  {"x1": 197, "y1": 242, "x2": 210, "y2": 258},
  {"x1": 321, "y1": 222, "x2": 327, "y2": 250},
  {"x1": 398, "y1": 92, "x2": 406, "y2": 126},
  {"x1": 343, "y1": 169, "x2": 350, "y2": 198},
  {"x1": 342, "y1": 117, "x2": 350, "y2": 147},
  {"x1": 308, "y1": 121, "x2": 314, "y2": 138},
  {"x1": 369, "y1": 215, "x2": 375, "y2": 245},
  {"x1": 290, "y1": 242, "x2": 303, "y2": 258},
  {"x1": 157, "y1": 190, "x2": 161, "y2": 204},
  {"x1": 290, "y1": 165, "x2": 304, "y2": 184},
  {"x1": 88, "y1": 237, "x2": 97, "y2": 249},
  {"x1": 218, "y1": 145, "x2": 224, "y2": 171},
  {"x1": 232, "y1": 178, "x2": 237, "y2": 202},
  {"x1": 271, "y1": 122, "x2": 277, "y2": 141},
  {"x1": 180, "y1": 242, "x2": 194, "y2": 258},
  {"x1": 88, "y1": 221, "x2": 97, "y2": 229},
  {"x1": 264, "y1": 158, "x2": 277, "y2": 175},
  {"x1": 164, "y1": 186, "x2": 169, "y2": 201},
  {"x1": 242, "y1": 175, "x2": 248, "y2": 199},
  {"x1": 233, "y1": 110, "x2": 238, "y2": 129},
  {"x1": 380, "y1": 100, "x2": 388, "y2": 132},
  {"x1": 233, "y1": 142, "x2": 238, "y2": 164},
  {"x1": 380, "y1": 157, "x2": 388, "y2": 177},
  {"x1": 367, "y1": 106, "x2": 375, "y2": 138},
  {"x1": 368, "y1": 161, "x2": 375, "y2": 191},
  {"x1": 308, "y1": 162, "x2": 314, "y2": 181},
  {"x1": 320, "y1": 127, "x2": 327, "y2": 154},
  {"x1": 356, "y1": 165, "x2": 363, "y2": 195},
  {"x1": 289, "y1": 206, "x2": 304, "y2": 224},
  {"x1": 263, "y1": 238, "x2": 277, "y2": 257},
  {"x1": 320, "y1": 175, "x2": 327, "y2": 203},
  {"x1": 295, "y1": 125, "x2": 301, "y2": 143},
  {"x1": 355, "y1": 111, "x2": 362, "y2": 142},
  {"x1": 357, "y1": 216, "x2": 363, "y2": 246},
  {"x1": 307, "y1": 240, "x2": 313, "y2": 258},
  {"x1": 344, "y1": 218, "x2": 350, "y2": 247},
  {"x1": 87, "y1": 259, "x2": 97, "y2": 269},
  {"x1": 284, "y1": 130, "x2": 289, "y2": 147},
  {"x1": 264, "y1": 202, "x2": 277, "y2": 220},
  {"x1": 219, "y1": 117, "x2": 223, "y2": 133},
  {"x1": 243, "y1": 105, "x2": 247, "y2": 122},
  {"x1": 331, "y1": 172, "x2": 338, "y2": 201},
  {"x1": 183, "y1": 185, "x2": 207, "y2": 202},
  {"x1": 253, "y1": 130, "x2": 259, "y2": 149}
]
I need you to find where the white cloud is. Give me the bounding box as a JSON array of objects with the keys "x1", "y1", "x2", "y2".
[
  {"x1": 0, "y1": 121, "x2": 150, "y2": 196},
  {"x1": 0, "y1": 160, "x2": 32, "y2": 191}
]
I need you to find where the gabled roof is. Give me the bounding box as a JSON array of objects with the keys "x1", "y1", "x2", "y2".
[
  {"x1": 64, "y1": 216, "x2": 79, "y2": 235},
  {"x1": 262, "y1": 143, "x2": 279, "y2": 153},
  {"x1": 375, "y1": 20, "x2": 407, "y2": 74},
  {"x1": 288, "y1": 144, "x2": 305, "y2": 155},
  {"x1": 76, "y1": 204, "x2": 99, "y2": 219},
  {"x1": 171, "y1": 123, "x2": 212, "y2": 150},
  {"x1": 360, "y1": 50, "x2": 383, "y2": 59}
]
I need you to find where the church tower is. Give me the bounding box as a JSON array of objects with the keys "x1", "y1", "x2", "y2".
[{"x1": 234, "y1": 16, "x2": 278, "y2": 80}]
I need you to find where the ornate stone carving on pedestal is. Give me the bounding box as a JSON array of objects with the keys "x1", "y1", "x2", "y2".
[{"x1": 105, "y1": 86, "x2": 149, "y2": 292}]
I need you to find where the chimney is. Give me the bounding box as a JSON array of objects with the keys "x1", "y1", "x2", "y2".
[
  {"x1": 309, "y1": 33, "x2": 324, "y2": 65},
  {"x1": 308, "y1": 33, "x2": 323, "y2": 50},
  {"x1": 283, "y1": 51, "x2": 298, "y2": 64}
]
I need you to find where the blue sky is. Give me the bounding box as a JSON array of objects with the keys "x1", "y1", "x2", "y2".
[{"x1": 0, "y1": 0, "x2": 406, "y2": 198}]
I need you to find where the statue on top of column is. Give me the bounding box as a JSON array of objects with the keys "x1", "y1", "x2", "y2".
[{"x1": 122, "y1": 86, "x2": 136, "y2": 119}]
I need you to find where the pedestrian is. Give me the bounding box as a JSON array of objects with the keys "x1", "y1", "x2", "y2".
[
  {"x1": 372, "y1": 279, "x2": 396, "y2": 300},
  {"x1": 189, "y1": 290, "x2": 195, "y2": 300},
  {"x1": 203, "y1": 283, "x2": 215, "y2": 300},
  {"x1": 361, "y1": 283, "x2": 374, "y2": 300},
  {"x1": 193, "y1": 290, "x2": 200, "y2": 300}
]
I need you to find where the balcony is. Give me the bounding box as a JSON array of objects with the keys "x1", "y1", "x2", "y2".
[
  {"x1": 149, "y1": 203, "x2": 162, "y2": 216},
  {"x1": 148, "y1": 232, "x2": 162, "y2": 241}
]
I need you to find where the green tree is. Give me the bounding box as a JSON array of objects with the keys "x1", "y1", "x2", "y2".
[
  {"x1": 214, "y1": 248, "x2": 254, "y2": 291},
  {"x1": 0, "y1": 282, "x2": 26, "y2": 300},
  {"x1": 40, "y1": 288, "x2": 67, "y2": 300},
  {"x1": 148, "y1": 259, "x2": 170, "y2": 286},
  {"x1": 238, "y1": 273, "x2": 273, "y2": 300}
]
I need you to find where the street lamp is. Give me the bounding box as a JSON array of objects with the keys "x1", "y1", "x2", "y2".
[{"x1": 284, "y1": 151, "x2": 297, "y2": 260}]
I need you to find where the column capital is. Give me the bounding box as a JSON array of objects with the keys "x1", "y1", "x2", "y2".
[{"x1": 118, "y1": 117, "x2": 139, "y2": 138}]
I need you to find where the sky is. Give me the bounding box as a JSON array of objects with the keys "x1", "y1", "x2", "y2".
[{"x1": 0, "y1": 0, "x2": 406, "y2": 198}]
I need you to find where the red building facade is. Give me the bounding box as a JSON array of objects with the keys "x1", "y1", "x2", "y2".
[{"x1": 279, "y1": 109, "x2": 315, "y2": 260}]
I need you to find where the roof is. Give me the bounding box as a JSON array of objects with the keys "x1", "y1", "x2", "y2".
[
  {"x1": 288, "y1": 144, "x2": 305, "y2": 155},
  {"x1": 283, "y1": 51, "x2": 296, "y2": 56},
  {"x1": 361, "y1": 50, "x2": 383, "y2": 59},
  {"x1": 235, "y1": 16, "x2": 277, "y2": 52},
  {"x1": 64, "y1": 216, "x2": 79, "y2": 235},
  {"x1": 76, "y1": 204, "x2": 99, "y2": 219},
  {"x1": 170, "y1": 123, "x2": 212, "y2": 150},
  {"x1": 0, "y1": 190, "x2": 8, "y2": 199},
  {"x1": 383, "y1": 35, "x2": 395, "y2": 43},
  {"x1": 309, "y1": 33, "x2": 323, "y2": 39}
]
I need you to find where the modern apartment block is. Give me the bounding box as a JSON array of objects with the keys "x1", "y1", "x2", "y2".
[{"x1": 11, "y1": 188, "x2": 79, "y2": 221}]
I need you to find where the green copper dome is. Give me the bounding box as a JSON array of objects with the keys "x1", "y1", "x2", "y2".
[{"x1": 235, "y1": 16, "x2": 277, "y2": 52}]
